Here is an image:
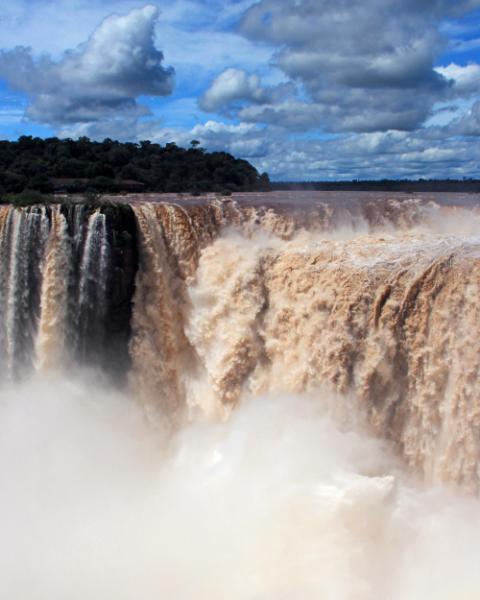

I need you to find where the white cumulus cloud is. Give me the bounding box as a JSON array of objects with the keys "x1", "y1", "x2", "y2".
[
  {"x1": 0, "y1": 5, "x2": 174, "y2": 126},
  {"x1": 199, "y1": 68, "x2": 293, "y2": 113},
  {"x1": 436, "y1": 62, "x2": 480, "y2": 95}
]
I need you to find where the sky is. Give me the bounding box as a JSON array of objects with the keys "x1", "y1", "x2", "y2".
[{"x1": 0, "y1": 0, "x2": 479, "y2": 180}]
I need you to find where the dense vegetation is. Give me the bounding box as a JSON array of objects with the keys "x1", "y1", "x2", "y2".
[{"x1": 0, "y1": 136, "x2": 270, "y2": 197}]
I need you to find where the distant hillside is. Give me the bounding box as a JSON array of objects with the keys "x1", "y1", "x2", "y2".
[
  {"x1": 272, "y1": 180, "x2": 480, "y2": 193},
  {"x1": 0, "y1": 136, "x2": 270, "y2": 195}
]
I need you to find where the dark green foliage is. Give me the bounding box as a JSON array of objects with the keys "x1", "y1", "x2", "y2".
[{"x1": 0, "y1": 136, "x2": 271, "y2": 195}]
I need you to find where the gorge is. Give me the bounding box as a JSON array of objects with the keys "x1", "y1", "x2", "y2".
[{"x1": 1, "y1": 191, "x2": 480, "y2": 598}]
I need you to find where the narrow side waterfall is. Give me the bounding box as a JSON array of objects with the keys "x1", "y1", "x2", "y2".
[
  {"x1": 76, "y1": 210, "x2": 110, "y2": 360},
  {"x1": 0, "y1": 206, "x2": 49, "y2": 378},
  {"x1": 0, "y1": 202, "x2": 138, "y2": 378}
]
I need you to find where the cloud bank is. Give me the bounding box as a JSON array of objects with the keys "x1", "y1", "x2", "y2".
[{"x1": 221, "y1": 0, "x2": 475, "y2": 133}]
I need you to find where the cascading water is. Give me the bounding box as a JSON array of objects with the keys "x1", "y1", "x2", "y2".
[
  {"x1": 0, "y1": 202, "x2": 136, "y2": 377},
  {"x1": 0, "y1": 205, "x2": 49, "y2": 377},
  {"x1": 75, "y1": 209, "x2": 110, "y2": 360},
  {"x1": 1, "y1": 194, "x2": 480, "y2": 488},
  {"x1": 35, "y1": 206, "x2": 71, "y2": 371},
  {"x1": 2, "y1": 192, "x2": 480, "y2": 598}
]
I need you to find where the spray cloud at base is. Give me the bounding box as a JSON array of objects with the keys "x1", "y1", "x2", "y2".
[{"x1": 2, "y1": 374, "x2": 480, "y2": 599}]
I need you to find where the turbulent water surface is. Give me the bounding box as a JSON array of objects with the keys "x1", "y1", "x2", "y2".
[{"x1": 1, "y1": 191, "x2": 480, "y2": 598}]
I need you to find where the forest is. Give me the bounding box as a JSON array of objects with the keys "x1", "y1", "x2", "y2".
[{"x1": 0, "y1": 136, "x2": 271, "y2": 197}]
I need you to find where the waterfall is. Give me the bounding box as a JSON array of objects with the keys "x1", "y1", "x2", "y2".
[
  {"x1": 0, "y1": 206, "x2": 49, "y2": 378},
  {"x1": 184, "y1": 228, "x2": 480, "y2": 490},
  {"x1": 129, "y1": 203, "x2": 191, "y2": 421},
  {"x1": 0, "y1": 194, "x2": 479, "y2": 490},
  {"x1": 0, "y1": 203, "x2": 131, "y2": 377},
  {"x1": 75, "y1": 209, "x2": 110, "y2": 360},
  {"x1": 35, "y1": 206, "x2": 71, "y2": 371}
]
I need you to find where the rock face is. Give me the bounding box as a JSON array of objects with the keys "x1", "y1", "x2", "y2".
[
  {"x1": 99, "y1": 205, "x2": 138, "y2": 379},
  {"x1": 1, "y1": 192, "x2": 480, "y2": 491}
]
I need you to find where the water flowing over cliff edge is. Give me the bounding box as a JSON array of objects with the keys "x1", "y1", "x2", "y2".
[
  {"x1": 2, "y1": 191, "x2": 480, "y2": 598},
  {"x1": 1, "y1": 192, "x2": 480, "y2": 491}
]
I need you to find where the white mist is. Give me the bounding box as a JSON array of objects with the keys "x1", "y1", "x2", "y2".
[{"x1": 1, "y1": 374, "x2": 480, "y2": 599}]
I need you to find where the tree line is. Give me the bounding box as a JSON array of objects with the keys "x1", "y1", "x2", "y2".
[{"x1": 0, "y1": 136, "x2": 271, "y2": 197}]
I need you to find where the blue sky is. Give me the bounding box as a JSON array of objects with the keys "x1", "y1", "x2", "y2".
[{"x1": 0, "y1": 0, "x2": 479, "y2": 180}]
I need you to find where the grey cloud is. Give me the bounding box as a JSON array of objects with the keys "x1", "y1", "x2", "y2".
[
  {"x1": 238, "y1": 86, "x2": 441, "y2": 133},
  {"x1": 445, "y1": 101, "x2": 480, "y2": 135},
  {"x1": 238, "y1": 102, "x2": 325, "y2": 131},
  {"x1": 213, "y1": 0, "x2": 480, "y2": 133},
  {"x1": 0, "y1": 5, "x2": 174, "y2": 126},
  {"x1": 240, "y1": 1, "x2": 480, "y2": 45}
]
